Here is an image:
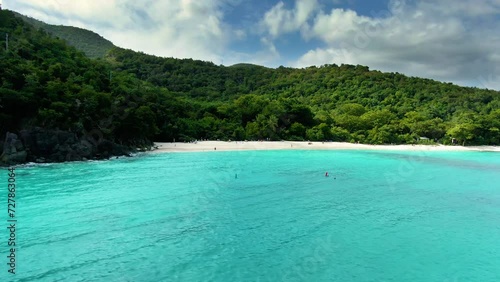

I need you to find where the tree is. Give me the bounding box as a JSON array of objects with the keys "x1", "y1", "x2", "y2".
[
  {"x1": 288, "y1": 122, "x2": 306, "y2": 140},
  {"x1": 330, "y1": 126, "x2": 350, "y2": 142},
  {"x1": 447, "y1": 123, "x2": 477, "y2": 146}
]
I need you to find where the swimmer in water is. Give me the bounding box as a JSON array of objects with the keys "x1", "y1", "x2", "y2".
[{"x1": 325, "y1": 172, "x2": 329, "y2": 177}]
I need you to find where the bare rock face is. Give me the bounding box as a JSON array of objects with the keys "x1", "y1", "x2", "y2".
[
  {"x1": 0, "y1": 128, "x2": 136, "y2": 166},
  {"x1": 0, "y1": 132, "x2": 27, "y2": 165},
  {"x1": 19, "y1": 128, "x2": 113, "y2": 163},
  {"x1": 18, "y1": 128, "x2": 80, "y2": 163}
]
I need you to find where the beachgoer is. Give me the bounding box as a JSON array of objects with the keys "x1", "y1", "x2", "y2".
[{"x1": 325, "y1": 172, "x2": 329, "y2": 177}]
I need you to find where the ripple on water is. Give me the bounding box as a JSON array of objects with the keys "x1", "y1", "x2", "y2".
[{"x1": 7, "y1": 150, "x2": 500, "y2": 282}]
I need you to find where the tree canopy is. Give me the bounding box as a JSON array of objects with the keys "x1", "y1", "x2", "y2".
[{"x1": 1, "y1": 9, "x2": 499, "y2": 147}]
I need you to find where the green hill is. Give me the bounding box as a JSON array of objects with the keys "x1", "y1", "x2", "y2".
[
  {"x1": 0, "y1": 9, "x2": 499, "y2": 165},
  {"x1": 229, "y1": 63, "x2": 268, "y2": 68},
  {"x1": 105, "y1": 47, "x2": 500, "y2": 145},
  {"x1": 12, "y1": 11, "x2": 114, "y2": 58}
]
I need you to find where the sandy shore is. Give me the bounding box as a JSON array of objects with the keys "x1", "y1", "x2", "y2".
[{"x1": 151, "y1": 141, "x2": 500, "y2": 153}]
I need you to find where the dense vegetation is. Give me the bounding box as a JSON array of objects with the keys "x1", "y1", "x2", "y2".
[
  {"x1": 12, "y1": 11, "x2": 114, "y2": 58},
  {"x1": 1, "y1": 10, "x2": 181, "y2": 146},
  {"x1": 1, "y1": 9, "x2": 499, "y2": 148}
]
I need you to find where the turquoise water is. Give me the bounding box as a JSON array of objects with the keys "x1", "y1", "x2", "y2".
[{"x1": 3, "y1": 150, "x2": 500, "y2": 281}]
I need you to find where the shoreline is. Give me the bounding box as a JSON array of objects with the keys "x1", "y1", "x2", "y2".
[
  {"x1": 9, "y1": 141, "x2": 498, "y2": 167},
  {"x1": 152, "y1": 141, "x2": 500, "y2": 153}
]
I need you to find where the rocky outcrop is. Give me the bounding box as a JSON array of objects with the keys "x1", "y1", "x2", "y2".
[
  {"x1": 0, "y1": 132, "x2": 28, "y2": 165},
  {"x1": 0, "y1": 128, "x2": 142, "y2": 166}
]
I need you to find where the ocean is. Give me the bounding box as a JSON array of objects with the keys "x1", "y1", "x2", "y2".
[{"x1": 3, "y1": 150, "x2": 500, "y2": 281}]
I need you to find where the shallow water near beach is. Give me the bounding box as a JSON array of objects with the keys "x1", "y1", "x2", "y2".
[{"x1": 3, "y1": 150, "x2": 500, "y2": 281}]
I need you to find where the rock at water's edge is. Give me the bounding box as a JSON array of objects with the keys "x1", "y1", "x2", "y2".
[
  {"x1": 1, "y1": 128, "x2": 137, "y2": 166},
  {"x1": 0, "y1": 132, "x2": 28, "y2": 165}
]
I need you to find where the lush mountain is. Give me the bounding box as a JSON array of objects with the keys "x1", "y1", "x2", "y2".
[
  {"x1": 12, "y1": 11, "x2": 114, "y2": 58},
  {"x1": 105, "y1": 47, "x2": 499, "y2": 145},
  {"x1": 0, "y1": 9, "x2": 499, "y2": 164},
  {"x1": 0, "y1": 9, "x2": 190, "y2": 164}
]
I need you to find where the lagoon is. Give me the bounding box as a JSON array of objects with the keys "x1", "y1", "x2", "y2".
[{"x1": 6, "y1": 150, "x2": 500, "y2": 281}]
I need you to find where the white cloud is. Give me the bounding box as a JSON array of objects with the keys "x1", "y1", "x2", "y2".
[
  {"x1": 4, "y1": 0, "x2": 233, "y2": 63},
  {"x1": 4, "y1": 0, "x2": 500, "y2": 89},
  {"x1": 309, "y1": 8, "x2": 374, "y2": 42},
  {"x1": 294, "y1": 48, "x2": 354, "y2": 66},
  {"x1": 260, "y1": 37, "x2": 278, "y2": 56},
  {"x1": 417, "y1": 0, "x2": 500, "y2": 17},
  {"x1": 292, "y1": 0, "x2": 500, "y2": 89},
  {"x1": 261, "y1": 0, "x2": 319, "y2": 37}
]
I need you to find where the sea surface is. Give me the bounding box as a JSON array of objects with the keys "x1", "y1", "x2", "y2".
[{"x1": 3, "y1": 150, "x2": 500, "y2": 282}]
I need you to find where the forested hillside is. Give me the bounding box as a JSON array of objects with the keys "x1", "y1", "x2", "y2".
[
  {"x1": 12, "y1": 11, "x2": 114, "y2": 58},
  {"x1": 106, "y1": 47, "x2": 500, "y2": 145},
  {"x1": 0, "y1": 9, "x2": 499, "y2": 165},
  {"x1": 0, "y1": 9, "x2": 189, "y2": 161}
]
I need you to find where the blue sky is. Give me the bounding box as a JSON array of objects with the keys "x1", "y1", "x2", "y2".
[{"x1": 3, "y1": 0, "x2": 500, "y2": 90}]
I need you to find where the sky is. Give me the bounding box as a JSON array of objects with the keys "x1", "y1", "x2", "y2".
[{"x1": 2, "y1": 0, "x2": 500, "y2": 90}]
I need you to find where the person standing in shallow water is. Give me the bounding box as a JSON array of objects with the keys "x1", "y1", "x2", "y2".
[{"x1": 325, "y1": 172, "x2": 329, "y2": 177}]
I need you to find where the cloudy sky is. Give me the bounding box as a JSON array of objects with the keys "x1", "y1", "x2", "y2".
[{"x1": 3, "y1": 0, "x2": 500, "y2": 89}]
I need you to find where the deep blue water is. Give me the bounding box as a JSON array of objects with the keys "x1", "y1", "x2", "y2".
[{"x1": 2, "y1": 150, "x2": 500, "y2": 281}]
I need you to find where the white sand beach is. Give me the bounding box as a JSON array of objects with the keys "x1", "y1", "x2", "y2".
[{"x1": 152, "y1": 141, "x2": 500, "y2": 153}]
